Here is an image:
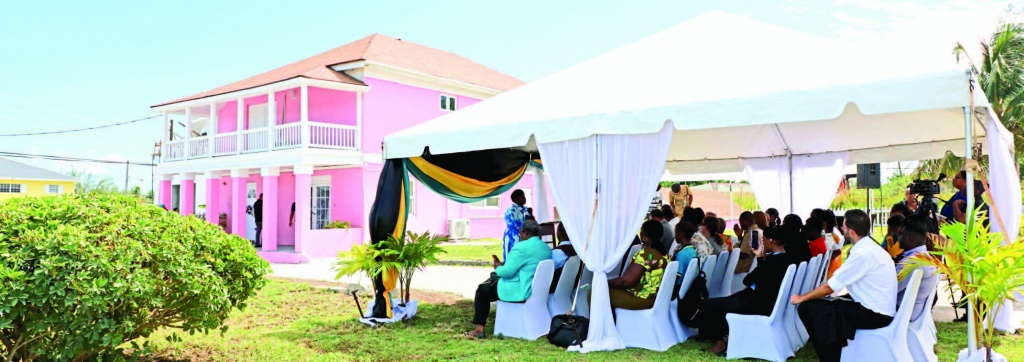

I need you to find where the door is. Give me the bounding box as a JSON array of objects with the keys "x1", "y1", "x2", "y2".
[
  {"x1": 246, "y1": 182, "x2": 258, "y2": 241},
  {"x1": 248, "y1": 103, "x2": 268, "y2": 129}
]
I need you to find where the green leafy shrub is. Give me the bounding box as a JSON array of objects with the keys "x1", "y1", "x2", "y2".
[
  {"x1": 333, "y1": 231, "x2": 448, "y2": 304},
  {"x1": 324, "y1": 220, "x2": 351, "y2": 230},
  {"x1": 0, "y1": 194, "x2": 270, "y2": 361}
]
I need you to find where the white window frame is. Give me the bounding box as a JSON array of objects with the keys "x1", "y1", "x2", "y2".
[
  {"x1": 310, "y1": 177, "x2": 331, "y2": 230},
  {"x1": 408, "y1": 180, "x2": 416, "y2": 216},
  {"x1": 0, "y1": 183, "x2": 23, "y2": 194},
  {"x1": 440, "y1": 94, "x2": 457, "y2": 112},
  {"x1": 46, "y1": 184, "x2": 63, "y2": 194},
  {"x1": 470, "y1": 196, "x2": 500, "y2": 209}
]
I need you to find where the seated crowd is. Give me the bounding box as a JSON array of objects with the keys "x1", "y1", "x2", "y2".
[{"x1": 466, "y1": 185, "x2": 944, "y2": 361}]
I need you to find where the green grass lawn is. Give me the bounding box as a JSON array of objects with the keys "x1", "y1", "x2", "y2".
[
  {"x1": 135, "y1": 278, "x2": 1024, "y2": 362},
  {"x1": 434, "y1": 238, "x2": 502, "y2": 263}
]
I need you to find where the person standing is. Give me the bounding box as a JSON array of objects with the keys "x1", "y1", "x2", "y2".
[
  {"x1": 253, "y1": 193, "x2": 264, "y2": 247},
  {"x1": 288, "y1": 202, "x2": 296, "y2": 227},
  {"x1": 502, "y1": 189, "x2": 529, "y2": 261},
  {"x1": 940, "y1": 171, "x2": 968, "y2": 222},
  {"x1": 791, "y1": 209, "x2": 897, "y2": 361},
  {"x1": 670, "y1": 183, "x2": 693, "y2": 218}
]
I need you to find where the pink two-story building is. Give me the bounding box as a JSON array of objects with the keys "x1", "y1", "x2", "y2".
[{"x1": 153, "y1": 34, "x2": 547, "y2": 263}]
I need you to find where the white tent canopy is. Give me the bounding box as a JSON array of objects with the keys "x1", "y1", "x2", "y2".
[{"x1": 384, "y1": 10, "x2": 996, "y2": 169}]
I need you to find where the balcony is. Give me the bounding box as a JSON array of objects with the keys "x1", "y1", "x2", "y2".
[{"x1": 163, "y1": 122, "x2": 359, "y2": 162}]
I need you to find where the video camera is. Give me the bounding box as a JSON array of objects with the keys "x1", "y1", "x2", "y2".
[{"x1": 911, "y1": 173, "x2": 946, "y2": 221}]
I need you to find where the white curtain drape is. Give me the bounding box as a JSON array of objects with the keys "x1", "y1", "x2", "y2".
[
  {"x1": 985, "y1": 110, "x2": 1022, "y2": 332},
  {"x1": 539, "y1": 123, "x2": 674, "y2": 352},
  {"x1": 743, "y1": 152, "x2": 848, "y2": 217},
  {"x1": 791, "y1": 152, "x2": 849, "y2": 218},
  {"x1": 743, "y1": 157, "x2": 791, "y2": 214}
]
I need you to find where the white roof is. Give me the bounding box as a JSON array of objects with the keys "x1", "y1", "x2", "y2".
[
  {"x1": 384, "y1": 11, "x2": 994, "y2": 173},
  {"x1": 0, "y1": 157, "x2": 77, "y2": 182}
]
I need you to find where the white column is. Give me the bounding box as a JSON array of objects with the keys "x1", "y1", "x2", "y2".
[
  {"x1": 267, "y1": 90, "x2": 276, "y2": 150},
  {"x1": 184, "y1": 107, "x2": 192, "y2": 159},
  {"x1": 355, "y1": 91, "x2": 363, "y2": 151},
  {"x1": 161, "y1": 111, "x2": 169, "y2": 143},
  {"x1": 300, "y1": 84, "x2": 310, "y2": 147},
  {"x1": 209, "y1": 103, "x2": 218, "y2": 157},
  {"x1": 236, "y1": 96, "x2": 244, "y2": 154}
]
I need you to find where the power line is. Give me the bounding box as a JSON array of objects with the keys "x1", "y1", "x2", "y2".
[
  {"x1": 0, "y1": 115, "x2": 160, "y2": 137},
  {"x1": 0, "y1": 151, "x2": 156, "y2": 166}
]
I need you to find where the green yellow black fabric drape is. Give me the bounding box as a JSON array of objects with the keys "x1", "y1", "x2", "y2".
[{"x1": 365, "y1": 149, "x2": 539, "y2": 319}]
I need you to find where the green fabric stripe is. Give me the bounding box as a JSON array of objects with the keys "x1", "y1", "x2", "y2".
[{"x1": 404, "y1": 158, "x2": 524, "y2": 203}]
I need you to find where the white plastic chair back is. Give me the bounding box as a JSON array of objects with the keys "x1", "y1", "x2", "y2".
[
  {"x1": 718, "y1": 249, "x2": 741, "y2": 297},
  {"x1": 610, "y1": 244, "x2": 641, "y2": 278},
  {"x1": 816, "y1": 249, "x2": 832, "y2": 286},
  {"x1": 700, "y1": 254, "x2": 718, "y2": 292},
  {"x1": 707, "y1": 251, "x2": 729, "y2": 297},
  {"x1": 784, "y1": 261, "x2": 808, "y2": 352},
  {"x1": 795, "y1": 256, "x2": 821, "y2": 345},
  {"x1": 725, "y1": 264, "x2": 798, "y2": 361},
  {"x1": 670, "y1": 261, "x2": 700, "y2": 343},
  {"x1": 841, "y1": 270, "x2": 923, "y2": 362},
  {"x1": 493, "y1": 260, "x2": 555, "y2": 340},
  {"x1": 548, "y1": 256, "x2": 581, "y2": 317},
  {"x1": 573, "y1": 266, "x2": 594, "y2": 317},
  {"x1": 909, "y1": 274, "x2": 940, "y2": 362},
  {"x1": 615, "y1": 261, "x2": 679, "y2": 351}
]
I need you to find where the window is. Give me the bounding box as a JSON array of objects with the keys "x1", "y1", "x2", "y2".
[
  {"x1": 440, "y1": 94, "x2": 457, "y2": 111},
  {"x1": 470, "y1": 196, "x2": 500, "y2": 209},
  {"x1": 0, "y1": 183, "x2": 22, "y2": 193},
  {"x1": 46, "y1": 184, "x2": 63, "y2": 194},
  {"x1": 248, "y1": 103, "x2": 269, "y2": 128},
  {"x1": 311, "y1": 184, "x2": 331, "y2": 230},
  {"x1": 408, "y1": 181, "x2": 416, "y2": 216}
]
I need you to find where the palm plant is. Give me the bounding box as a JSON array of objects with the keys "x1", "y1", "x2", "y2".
[
  {"x1": 332, "y1": 231, "x2": 448, "y2": 305},
  {"x1": 901, "y1": 207, "x2": 1024, "y2": 361},
  {"x1": 917, "y1": 21, "x2": 1024, "y2": 178}
]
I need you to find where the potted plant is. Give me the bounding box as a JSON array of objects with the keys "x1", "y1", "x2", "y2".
[
  {"x1": 332, "y1": 231, "x2": 448, "y2": 320},
  {"x1": 903, "y1": 207, "x2": 1024, "y2": 362}
]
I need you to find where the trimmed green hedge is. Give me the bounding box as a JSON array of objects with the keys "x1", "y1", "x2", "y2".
[{"x1": 0, "y1": 194, "x2": 270, "y2": 361}]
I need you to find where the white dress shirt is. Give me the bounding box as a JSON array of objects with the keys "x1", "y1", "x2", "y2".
[{"x1": 826, "y1": 236, "x2": 898, "y2": 316}]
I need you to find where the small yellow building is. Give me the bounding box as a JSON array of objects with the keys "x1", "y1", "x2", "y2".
[{"x1": 0, "y1": 157, "x2": 77, "y2": 201}]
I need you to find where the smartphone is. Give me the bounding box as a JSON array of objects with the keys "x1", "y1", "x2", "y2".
[
  {"x1": 751, "y1": 230, "x2": 760, "y2": 250},
  {"x1": 491, "y1": 254, "x2": 501, "y2": 264}
]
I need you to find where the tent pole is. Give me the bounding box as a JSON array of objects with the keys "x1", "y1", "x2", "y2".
[
  {"x1": 772, "y1": 124, "x2": 794, "y2": 214},
  {"x1": 964, "y1": 105, "x2": 978, "y2": 355}
]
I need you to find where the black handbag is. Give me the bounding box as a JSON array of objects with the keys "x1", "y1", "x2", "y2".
[
  {"x1": 547, "y1": 314, "x2": 589, "y2": 348},
  {"x1": 677, "y1": 256, "x2": 709, "y2": 328}
]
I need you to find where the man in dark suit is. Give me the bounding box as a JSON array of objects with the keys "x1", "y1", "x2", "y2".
[{"x1": 695, "y1": 225, "x2": 799, "y2": 355}]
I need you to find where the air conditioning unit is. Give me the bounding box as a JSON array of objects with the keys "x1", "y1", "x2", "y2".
[{"x1": 448, "y1": 219, "x2": 470, "y2": 241}]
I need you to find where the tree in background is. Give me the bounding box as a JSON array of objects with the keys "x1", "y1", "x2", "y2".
[
  {"x1": 917, "y1": 19, "x2": 1024, "y2": 178},
  {"x1": 67, "y1": 168, "x2": 119, "y2": 195}
]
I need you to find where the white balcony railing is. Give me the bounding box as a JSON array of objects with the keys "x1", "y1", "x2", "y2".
[
  {"x1": 310, "y1": 123, "x2": 359, "y2": 150},
  {"x1": 187, "y1": 137, "x2": 210, "y2": 159},
  {"x1": 274, "y1": 123, "x2": 302, "y2": 149},
  {"x1": 214, "y1": 133, "x2": 237, "y2": 156},
  {"x1": 163, "y1": 122, "x2": 360, "y2": 162},
  {"x1": 241, "y1": 128, "x2": 269, "y2": 153}
]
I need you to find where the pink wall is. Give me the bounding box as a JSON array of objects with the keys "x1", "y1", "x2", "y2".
[
  {"x1": 361, "y1": 77, "x2": 481, "y2": 152},
  {"x1": 218, "y1": 101, "x2": 238, "y2": 132},
  {"x1": 309, "y1": 87, "x2": 357, "y2": 125}
]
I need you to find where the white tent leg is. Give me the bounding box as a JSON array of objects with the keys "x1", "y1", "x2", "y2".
[
  {"x1": 533, "y1": 166, "x2": 550, "y2": 223},
  {"x1": 788, "y1": 154, "x2": 794, "y2": 215}
]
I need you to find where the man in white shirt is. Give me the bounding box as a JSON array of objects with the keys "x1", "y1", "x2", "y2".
[{"x1": 789, "y1": 209, "x2": 897, "y2": 361}]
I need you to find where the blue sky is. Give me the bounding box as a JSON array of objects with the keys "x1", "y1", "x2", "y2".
[{"x1": 0, "y1": 0, "x2": 1013, "y2": 190}]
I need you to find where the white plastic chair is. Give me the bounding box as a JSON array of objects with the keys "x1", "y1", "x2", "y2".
[
  {"x1": 670, "y1": 261, "x2": 700, "y2": 343},
  {"x1": 726, "y1": 264, "x2": 798, "y2": 361},
  {"x1": 731, "y1": 256, "x2": 757, "y2": 294},
  {"x1": 718, "y1": 249, "x2": 741, "y2": 297},
  {"x1": 707, "y1": 251, "x2": 729, "y2": 297},
  {"x1": 816, "y1": 249, "x2": 833, "y2": 287},
  {"x1": 841, "y1": 270, "x2": 923, "y2": 362},
  {"x1": 494, "y1": 260, "x2": 555, "y2": 340},
  {"x1": 795, "y1": 256, "x2": 821, "y2": 346},
  {"x1": 784, "y1": 261, "x2": 808, "y2": 352},
  {"x1": 548, "y1": 256, "x2": 581, "y2": 317},
  {"x1": 573, "y1": 267, "x2": 594, "y2": 317},
  {"x1": 699, "y1": 254, "x2": 718, "y2": 295},
  {"x1": 909, "y1": 275, "x2": 940, "y2": 362},
  {"x1": 615, "y1": 261, "x2": 679, "y2": 351}
]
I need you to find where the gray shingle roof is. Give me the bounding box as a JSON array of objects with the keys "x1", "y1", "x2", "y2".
[{"x1": 0, "y1": 157, "x2": 78, "y2": 182}]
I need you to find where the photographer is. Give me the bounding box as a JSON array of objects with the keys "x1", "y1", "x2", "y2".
[
  {"x1": 951, "y1": 180, "x2": 988, "y2": 225},
  {"x1": 940, "y1": 171, "x2": 969, "y2": 223}
]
